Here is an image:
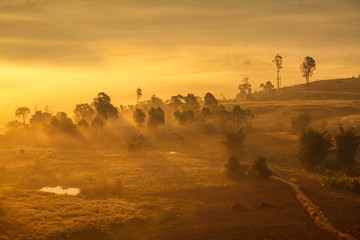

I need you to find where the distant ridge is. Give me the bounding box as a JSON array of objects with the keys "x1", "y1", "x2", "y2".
[{"x1": 252, "y1": 77, "x2": 360, "y2": 101}]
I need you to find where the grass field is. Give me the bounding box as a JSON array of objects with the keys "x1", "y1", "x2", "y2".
[{"x1": 1, "y1": 95, "x2": 360, "y2": 239}]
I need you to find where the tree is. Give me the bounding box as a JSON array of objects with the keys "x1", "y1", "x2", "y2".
[
  {"x1": 252, "y1": 156, "x2": 272, "y2": 178},
  {"x1": 91, "y1": 117, "x2": 105, "y2": 130},
  {"x1": 148, "y1": 107, "x2": 165, "y2": 128},
  {"x1": 201, "y1": 107, "x2": 211, "y2": 118},
  {"x1": 298, "y1": 128, "x2": 332, "y2": 169},
  {"x1": 15, "y1": 107, "x2": 30, "y2": 124},
  {"x1": 150, "y1": 95, "x2": 164, "y2": 108},
  {"x1": 204, "y1": 92, "x2": 218, "y2": 111},
  {"x1": 93, "y1": 92, "x2": 118, "y2": 120},
  {"x1": 29, "y1": 111, "x2": 52, "y2": 125},
  {"x1": 50, "y1": 112, "x2": 77, "y2": 132},
  {"x1": 334, "y1": 126, "x2": 360, "y2": 164},
  {"x1": 236, "y1": 77, "x2": 252, "y2": 100},
  {"x1": 136, "y1": 87, "x2": 142, "y2": 103},
  {"x1": 260, "y1": 81, "x2": 274, "y2": 92},
  {"x1": 133, "y1": 108, "x2": 146, "y2": 126},
  {"x1": 291, "y1": 112, "x2": 311, "y2": 134},
  {"x1": 231, "y1": 106, "x2": 253, "y2": 130},
  {"x1": 173, "y1": 110, "x2": 196, "y2": 124},
  {"x1": 272, "y1": 54, "x2": 283, "y2": 89},
  {"x1": 221, "y1": 127, "x2": 246, "y2": 157},
  {"x1": 73, "y1": 103, "x2": 95, "y2": 123},
  {"x1": 77, "y1": 119, "x2": 90, "y2": 128},
  {"x1": 168, "y1": 94, "x2": 184, "y2": 110},
  {"x1": 225, "y1": 157, "x2": 246, "y2": 181},
  {"x1": 300, "y1": 56, "x2": 316, "y2": 84},
  {"x1": 128, "y1": 134, "x2": 147, "y2": 151},
  {"x1": 183, "y1": 93, "x2": 200, "y2": 112}
]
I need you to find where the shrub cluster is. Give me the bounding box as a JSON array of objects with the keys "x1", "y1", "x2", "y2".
[
  {"x1": 298, "y1": 126, "x2": 360, "y2": 170},
  {"x1": 321, "y1": 171, "x2": 360, "y2": 194},
  {"x1": 221, "y1": 128, "x2": 246, "y2": 157},
  {"x1": 251, "y1": 156, "x2": 273, "y2": 178},
  {"x1": 225, "y1": 156, "x2": 272, "y2": 181}
]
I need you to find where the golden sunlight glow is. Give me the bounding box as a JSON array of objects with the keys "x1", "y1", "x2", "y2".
[{"x1": 0, "y1": 0, "x2": 359, "y2": 128}]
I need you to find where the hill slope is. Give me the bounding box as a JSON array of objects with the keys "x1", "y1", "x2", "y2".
[{"x1": 252, "y1": 77, "x2": 360, "y2": 100}]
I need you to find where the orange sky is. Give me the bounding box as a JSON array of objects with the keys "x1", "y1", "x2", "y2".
[{"x1": 0, "y1": 0, "x2": 359, "y2": 130}]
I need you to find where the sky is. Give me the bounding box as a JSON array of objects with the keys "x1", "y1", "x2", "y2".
[{"x1": 0, "y1": 0, "x2": 360, "y2": 129}]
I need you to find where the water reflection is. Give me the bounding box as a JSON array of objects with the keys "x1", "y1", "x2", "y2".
[
  {"x1": 40, "y1": 186, "x2": 80, "y2": 195},
  {"x1": 167, "y1": 151, "x2": 178, "y2": 155}
]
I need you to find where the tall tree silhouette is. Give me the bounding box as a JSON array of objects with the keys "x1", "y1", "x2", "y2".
[
  {"x1": 334, "y1": 126, "x2": 360, "y2": 164},
  {"x1": 298, "y1": 128, "x2": 331, "y2": 168},
  {"x1": 30, "y1": 111, "x2": 52, "y2": 125},
  {"x1": 93, "y1": 92, "x2": 118, "y2": 120},
  {"x1": 300, "y1": 56, "x2": 316, "y2": 84},
  {"x1": 73, "y1": 103, "x2": 95, "y2": 123},
  {"x1": 272, "y1": 54, "x2": 283, "y2": 89},
  {"x1": 15, "y1": 107, "x2": 30, "y2": 124},
  {"x1": 50, "y1": 112, "x2": 76, "y2": 132},
  {"x1": 136, "y1": 87, "x2": 142, "y2": 103},
  {"x1": 133, "y1": 108, "x2": 146, "y2": 127},
  {"x1": 173, "y1": 110, "x2": 196, "y2": 124},
  {"x1": 148, "y1": 107, "x2": 165, "y2": 128},
  {"x1": 168, "y1": 94, "x2": 184, "y2": 110},
  {"x1": 260, "y1": 81, "x2": 274, "y2": 92},
  {"x1": 236, "y1": 77, "x2": 252, "y2": 100},
  {"x1": 183, "y1": 94, "x2": 200, "y2": 112},
  {"x1": 204, "y1": 92, "x2": 218, "y2": 111}
]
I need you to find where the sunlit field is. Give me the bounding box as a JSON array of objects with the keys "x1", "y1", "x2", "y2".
[
  {"x1": 1, "y1": 0, "x2": 360, "y2": 239},
  {"x1": 1, "y1": 78, "x2": 360, "y2": 239}
]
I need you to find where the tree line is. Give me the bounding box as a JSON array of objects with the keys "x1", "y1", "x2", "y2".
[
  {"x1": 236, "y1": 55, "x2": 317, "y2": 101},
  {"x1": 9, "y1": 91, "x2": 253, "y2": 134}
]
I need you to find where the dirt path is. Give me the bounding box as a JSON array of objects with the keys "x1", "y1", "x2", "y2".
[
  {"x1": 142, "y1": 179, "x2": 335, "y2": 240},
  {"x1": 272, "y1": 175, "x2": 357, "y2": 240}
]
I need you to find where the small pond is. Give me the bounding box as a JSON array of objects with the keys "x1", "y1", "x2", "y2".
[
  {"x1": 39, "y1": 186, "x2": 80, "y2": 196},
  {"x1": 167, "y1": 151, "x2": 178, "y2": 155}
]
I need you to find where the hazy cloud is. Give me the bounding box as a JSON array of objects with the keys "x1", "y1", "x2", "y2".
[{"x1": 0, "y1": 0, "x2": 359, "y2": 128}]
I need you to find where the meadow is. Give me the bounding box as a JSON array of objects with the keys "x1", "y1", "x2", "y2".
[{"x1": 1, "y1": 79, "x2": 360, "y2": 240}]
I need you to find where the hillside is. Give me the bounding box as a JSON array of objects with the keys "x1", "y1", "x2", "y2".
[{"x1": 251, "y1": 77, "x2": 360, "y2": 100}]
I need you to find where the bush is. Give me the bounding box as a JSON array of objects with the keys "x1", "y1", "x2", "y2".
[
  {"x1": 322, "y1": 157, "x2": 360, "y2": 177},
  {"x1": 221, "y1": 128, "x2": 246, "y2": 157},
  {"x1": 334, "y1": 126, "x2": 360, "y2": 164},
  {"x1": 127, "y1": 134, "x2": 148, "y2": 151},
  {"x1": 291, "y1": 112, "x2": 311, "y2": 134},
  {"x1": 321, "y1": 172, "x2": 360, "y2": 194},
  {"x1": 204, "y1": 92, "x2": 218, "y2": 111},
  {"x1": 225, "y1": 157, "x2": 246, "y2": 181},
  {"x1": 298, "y1": 128, "x2": 332, "y2": 169},
  {"x1": 252, "y1": 156, "x2": 272, "y2": 178}
]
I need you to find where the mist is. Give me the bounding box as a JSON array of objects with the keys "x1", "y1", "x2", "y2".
[
  {"x1": 1, "y1": 0, "x2": 360, "y2": 239},
  {"x1": 1, "y1": 0, "x2": 360, "y2": 128}
]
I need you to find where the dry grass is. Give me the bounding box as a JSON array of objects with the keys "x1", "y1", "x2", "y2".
[
  {"x1": 1, "y1": 98, "x2": 360, "y2": 239},
  {"x1": 251, "y1": 77, "x2": 360, "y2": 100},
  {"x1": 0, "y1": 188, "x2": 147, "y2": 239}
]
